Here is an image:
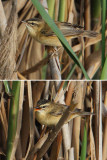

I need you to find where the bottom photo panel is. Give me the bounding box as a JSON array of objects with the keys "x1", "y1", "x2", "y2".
[{"x1": 0, "y1": 81, "x2": 106, "y2": 160}]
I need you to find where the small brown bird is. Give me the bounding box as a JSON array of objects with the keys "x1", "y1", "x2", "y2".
[
  {"x1": 22, "y1": 18, "x2": 99, "y2": 46},
  {"x1": 34, "y1": 99, "x2": 93, "y2": 126}
]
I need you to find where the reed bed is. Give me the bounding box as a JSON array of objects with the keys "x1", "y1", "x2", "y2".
[
  {"x1": 0, "y1": 81, "x2": 106, "y2": 160},
  {"x1": 0, "y1": 0, "x2": 106, "y2": 79}
]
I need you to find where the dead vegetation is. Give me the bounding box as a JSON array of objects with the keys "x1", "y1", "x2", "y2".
[
  {"x1": 0, "y1": 0, "x2": 106, "y2": 79},
  {"x1": 0, "y1": 81, "x2": 106, "y2": 160}
]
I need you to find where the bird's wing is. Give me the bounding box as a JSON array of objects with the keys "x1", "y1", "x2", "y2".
[
  {"x1": 41, "y1": 22, "x2": 84, "y2": 36},
  {"x1": 50, "y1": 104, "x2": 67, "y2": 117}
]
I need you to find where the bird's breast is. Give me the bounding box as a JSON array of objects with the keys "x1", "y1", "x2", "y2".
[
  {"x1": 36, "y1": 34, "x2": 62, "y2": 46},
  {"x1": 35, "y1": 111, "x2": 61, "y2": 126}
]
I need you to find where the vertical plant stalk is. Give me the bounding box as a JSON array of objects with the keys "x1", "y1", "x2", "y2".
[
  {"x1": 54, "y1": 0, "x2": 59, "y2": 21},
  {"x1": 24, "y1": 81, "x2": 34, "y2": 159},
  {"x1": 47, "y1": 0, "x2": 55, "y2": 19},
  {"x1": 80, "y1": 122, "x2": 87, "y2": 160},
  {"x1": 10, "y1": 81, "x2": 24, "y2": 160},
  {"x1": 58, "y1": 0, "x2": 66, "y2": 22},
  {"x1": 101, "y1": 0, "x2": 106, "y2": 67},
  {"x1": 100, "y1": 56, "x2": 107, "y2": 79},
  {"x1": 47, "y1": 0, "x2": 61, "y2": 80},
  {"x1": 64, "y1": 82, "x2": 76, "y2": 159},
  {"x1": 103, "y1": 91, "x2": 107, "y2": 160},
  {"x1": 99, "y1": 81, "x2": 102, "y2": 160},
  {"x1": 46, "y1": 0, "x2": 61, "y2": 80},
  {"x1": 93, "y1": 81, "x2": 100, "y2": 160},
  {"x1": 91, "y1": 0, "x2": 101, "y2": 52},
  {"x1": 6, "y1": 81, "x2": 21, "y2": 160},
  {"x1": 72, "y1": 82, "x2": 86, "y2": 160},
  {"x1": 54, "y1": 80, "x2": 69, "y2": 159},
  {"x1": 3, "y1": 81, "x2": 12, "y2": 96},
  {"x1": 85, "y1": 0, "x2": 91, "y2": 60},
  {"x1": 49, "y1": 56, "x2": 61, "y2": 80},
  {"x1": 90, "y1": 98, "x2": 96, "y2": 160}
]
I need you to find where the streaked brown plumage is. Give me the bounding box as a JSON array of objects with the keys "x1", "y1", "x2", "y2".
[
  {"x1": 23, "y1": 18, "x2": 99, "y2": 46},
  {"x1": 34, "y1": 99, "x2": 94, "y2": 126}
]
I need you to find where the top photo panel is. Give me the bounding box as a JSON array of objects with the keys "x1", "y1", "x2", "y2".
[{"x1": 0, "y1": 0, "x2": 106, "y2": 80}]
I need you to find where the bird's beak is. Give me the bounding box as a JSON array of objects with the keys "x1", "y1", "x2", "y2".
[{"x1": 34, "y1": 106, "x2": 42, "y2": 111}]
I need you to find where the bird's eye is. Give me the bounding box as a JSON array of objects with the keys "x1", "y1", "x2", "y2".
[
  {"x1": 30, "y1": 22, "x2": 35, "y2": 25},
  {"x1": 42, "y1": 106, "x2": 46, "y2": 109}
]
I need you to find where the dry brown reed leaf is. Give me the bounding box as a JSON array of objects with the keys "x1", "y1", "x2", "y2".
[
  {"x1": 54, "y1": 83, "x2": 65, "y2": 103},
  {"x1": 49, "y1": 54, "x2": 61, "y2": 80},
  {"x1": 90, "y1": 98, "x2": 96, "y2": 160},
  {"x1": 17, "y1": 0, "x2": 27, "y2": 12},
  {"x1": 0, "y1": 96, "x2": 8, "y2": 141},
  {"x1": 3, "y1": 0, "x2": 12, "y2": 21},
  {"x1": 67, "y1": 0, "x2": 74, "y2": 23},
  {"x1": 85, "y1": 49, "x2": 101, "y2": 72},
  {"x1": 0, "y1": 97, "x2": 7, "y2": 153},
  {"x1": 28, "y1": 42, "x2": 43, "y2": 79},
  {"x1": 99, "y1": 82, "x2": 102, "y2": 159},
  {"x1": 0, "y1": 0, "x2": 17, "y2": 79},
  {"x1": 65, "y1": 81, "x2": 76, "y2": 106},
  {"x1": 18, "y1": 23, "x2": 27, "y2": 48},
  {"x1": 50, "y1": 131, "x2": 62, "y2": 160},
  {"x1": 21, "y1": 88, "x2": 30, "y2": 156},
  {"x1": 18, "y1": 7, "x2": 35, "y2": 45},
  {"x1": 0, "y1": 0, "x2": 7, "y2": 36},
  {"x1": 19, "y1": 5, "x2": 37, "y2": 25},
  {"x1": 32, "y1": 81, "x2": 45, "y2": 107},
  {"x1": 54, "y1": 0, "x2": 59, "y2": 21},
  {"x1": 26, "y1": 39, "x2": 34, "y2": 69},
  {"x1": 17, "y1": 72, "x2": 27, "y2": 80},
  {"x1": 16, "y1": 138, "x2": 22, "y2": 159},
  {"x1": 21, "y1": 55, "x2": 49, "y2": 76},
  {"x1": 65, "y1": 82, "x2": 76, "y2": 158},
  {"x1": 43, "y1": 81, "x2": 50, "y2": 99},
  {"x1": 84, "y1": 0, "x2": 91, "y2": 59},
  {"x1": 24, "y1": 81, "x2": 34, "y2": 159}
]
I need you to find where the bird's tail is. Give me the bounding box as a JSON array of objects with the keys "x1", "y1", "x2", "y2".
[
  {"x1": 70, "y1": 108, "x2": 95, "y2": 116},
  {"x1": 83, "y1": 30, "x2": 99, "y2": 38},
  {"x1": 66, "y1": 108, "x2": 95, "y2": 123}
]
